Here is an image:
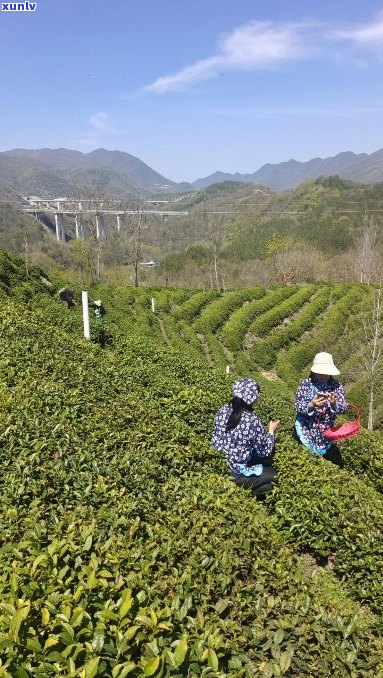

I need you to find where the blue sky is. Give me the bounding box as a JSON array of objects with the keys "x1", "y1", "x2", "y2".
[{"x1": 1, "y1": 0, "x2": 383, "y2": 182}]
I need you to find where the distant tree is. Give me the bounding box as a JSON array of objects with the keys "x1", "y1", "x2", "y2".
[
  {"x1": 200, "y1": 212, "x2": 228, "y2": 291},
  {"x1": 113, "y1": 198, "x2": 152, "y2": 287},
  {"x1": 68, "y1": 239, "x2": 92, "y2": 285},
  {"x1": 132, "y1": 209, "x2": 146, "y2": 287},
  {"x1": 282, "y1": 245, "x2": 324, "y2": 283},
  {"x1": 265, "y1": 233, "x2": 291, "y2": 259},
  {"x1": 160, "y1": 252, "x2": 184, "y2": 287},
  {"x1": 356, "y1": 214, "x2": 380, "y2": 284},
  {"x1": 265, "y1": 234, "x2": 295, "y2": 282},
  {"x1": 315, "y1": 175, "x2": 356, "y2": 190},
  {"x1": 73, "y1": 187, "x2": 111, "y2": 283},
  {"x1": 360, "y1": 284, "x2": 383, "y2": 429}
]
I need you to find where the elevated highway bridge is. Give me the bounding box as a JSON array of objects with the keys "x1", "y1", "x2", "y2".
[{"x1": 21, "y1": 197, "x2": 189, "y2": 241}]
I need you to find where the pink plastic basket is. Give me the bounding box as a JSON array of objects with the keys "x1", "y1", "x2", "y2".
[{"x1": 322, "y1": 403, "x2": 361, "y2": 441}]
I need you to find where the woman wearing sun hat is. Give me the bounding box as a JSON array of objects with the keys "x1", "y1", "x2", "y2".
[
  {"x1": 294, "y1": 352, "x2": 347, "y2": 465},
  {"x1": 211, "y1": 378, "x2": 279, "y2": 497},
  {"x1": 90, "y1": 299, "x2": 106, "y2": 321}
]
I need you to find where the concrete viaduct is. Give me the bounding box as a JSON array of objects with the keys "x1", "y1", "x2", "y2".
[{"x1": 22, "y1": 197, "x2": 189, "y2": 241}]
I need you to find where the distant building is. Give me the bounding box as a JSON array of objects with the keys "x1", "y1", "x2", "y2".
[{"x1": 139, "y1": 259, "x2": 161, "y2": 267}]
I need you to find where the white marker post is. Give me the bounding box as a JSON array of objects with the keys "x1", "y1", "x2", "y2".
[
  {"x1": 226, "y1": 365, "x2": 231, "y2": 374},
  {"x1": 151, "y1": 297, "x2": 156, "y2": 313},
  {"x1": 82, "y1": 290, "x2": 90, "y2": 340}
]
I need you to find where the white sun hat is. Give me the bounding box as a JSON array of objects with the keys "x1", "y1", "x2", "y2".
[{"x1": 311, "y1": 352, "x2": 340, "y2": 376}]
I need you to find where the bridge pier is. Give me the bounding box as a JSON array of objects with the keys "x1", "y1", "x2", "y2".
[
  {"x1": 75, "y1": 214, "x2": 83, "y2": 239},
  {"x1": 96, "y1": 214, "x2": 105, "y2": 239},
  {"x1": 54, "y1": 213, "x2": 65, "y2": 241}
]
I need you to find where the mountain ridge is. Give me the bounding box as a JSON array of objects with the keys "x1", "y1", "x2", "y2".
[
  {"x1": 192, "y1": 149, "x2": 383, "y2": 190},
  {"x1": 1, "y1": 146, "x2": 383, "y2": 198},
  {"x1": 0, "y1": 147, "x2": 181, "y2": 198}
]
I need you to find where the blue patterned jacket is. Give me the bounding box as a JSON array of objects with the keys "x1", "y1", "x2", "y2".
[
  {"x1": 295, "y1": 377, "x2": 347, "y2": 453},
  {"x1": 211, "y1": 405, "x2": 274, "y2": 476}
]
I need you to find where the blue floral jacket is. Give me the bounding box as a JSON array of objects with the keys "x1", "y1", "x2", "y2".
[
  {"x1": 295, "y1": 377, "x2": 347, "y2": 454},
  {"x1": 211, "y1": 405, "x2": 274, "y2": 476}
]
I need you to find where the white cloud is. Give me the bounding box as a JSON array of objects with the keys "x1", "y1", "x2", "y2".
[
  {"x1": 330, "y1": 11, "x2": 383, "y2": 47},
  {"x1": 141, "y1": 11, "x2": 383, "y2": 96},
  {"x1": 89, "y1": 111, "x2": 114, "y2": 132},
  {"x1": 143, "y1": 20, "x2": 310, "y2": 94},
  {"x1": 76, "y1": 112, "x2": 117, "y2": 147}
]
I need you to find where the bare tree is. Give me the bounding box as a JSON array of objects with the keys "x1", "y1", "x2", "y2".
[
  {"x1": 265, "y1": 234, "x2": 294, "y2": 283},
  {"x1": 201, "y1": 212, "x2": 228, "y2": 291},
  {"x1": 72, "y1": 188, "x2": 111, "y2": 284},
  {"x1": 357, "y1": 213, "x2": 379, "y2": 284},
  {"x1": 361, "y1": 284, "x2": 383, "y2": 429},
  {"x1": 132, "y1": 209, "x2": 146, "y2": 288},
  {"x1": 115, "y1": 198, "x2": 152, "y2": 287}
]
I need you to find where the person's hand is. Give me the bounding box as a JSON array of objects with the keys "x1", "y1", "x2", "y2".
[
  {"x1": 269, "y1": 420, "x2": 280, "y2": 434},
  {"x1": 328, "y1": 393, "x2": 337, "y2": 408},
  {"x1": 310, "y1": 394, "x2": 327, "y2": 408}
]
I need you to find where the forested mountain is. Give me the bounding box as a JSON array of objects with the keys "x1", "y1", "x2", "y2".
[
  {"x1": 193, "y1": 148, "x2": 383, "y2": 190},
  {"x1": 149, "y1": 176, "x2": 383, "y2": 287},
  {"x1": 2, "y1": 146, "x2": 383, "y2": 200},
  {"x1": 0, "y1": 148, "x2": 190, "y2": 198}
]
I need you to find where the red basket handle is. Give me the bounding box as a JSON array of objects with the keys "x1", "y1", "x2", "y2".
[
  {"x1": 346, "y1": 402, "x2": 361, "y2": 425},
  {"x1": 318, "y1": 401, "x2": 361, "y2": 432}
]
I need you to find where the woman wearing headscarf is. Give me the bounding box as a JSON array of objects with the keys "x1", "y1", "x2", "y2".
[
  {"x1": 294, "y1": 352, "x2": 347, "y2": 466},
  {"x1": 211, "y1": 378, "x2": 279, "y2": 497}
]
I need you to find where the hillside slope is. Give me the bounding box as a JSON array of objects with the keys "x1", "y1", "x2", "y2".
[{"x1": 1, "y1": 251, "x2": 383, "y2": 676}]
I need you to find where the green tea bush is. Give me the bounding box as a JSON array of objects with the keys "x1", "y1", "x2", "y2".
[
  {"x1": 2, "y1": 253, "x2": 383, "y2": 675},
  {"x1": 248, "y1": 285, "x2": 316, "y2": 339},
  {"x1": 272, "y1": 440, "x2": 383, "y2": 614},
  {"x1": 341, "y1": 430, "x2": 383, "y2": 494},
  {"x1": 1, "y1": 297, "x2": 382, "y2": 675},
  {"x1": 0, "y1": 249, "x2": 47, "y2": 296},
  {"x1": 220, "y1": 286, "x2": 296, "y2": 353},
  {"x1": 159, "y1": 317, "x2": 204, "y2": 360},
  {"x1": 194, "y1": 288, "x2": 265, "y2": 334},
  {"x1": 1, "y1": 301, "x2": 383, "y2": 675},
  {"x1": 177, "y1": 320, "x2": 206, "y2": 354},
  {"x1": 167, "y1": 288, "x2": 192, "y2": 307},
  {"x1": 202, "y1": 332, "x2": 230, "y2": 370},
  {"x1": 276, "y1": 285, "x2": 364, "y2": 387},
  {"x1": 150, "y1": 289, "x2": 172, "y2": 312},
  {"x1": 172, "y1": 290, "x2": 219, "y2": 322},
  {"x1": 250, "y1": 287, "x2": 332, "y2": 368}
]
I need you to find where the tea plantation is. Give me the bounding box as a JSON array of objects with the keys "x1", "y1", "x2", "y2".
[{"x1": 1, "y1": 250, "x2": 383, "y2": 677}]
